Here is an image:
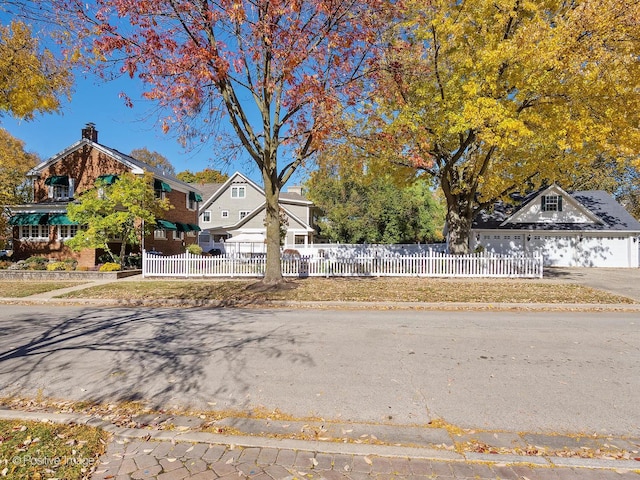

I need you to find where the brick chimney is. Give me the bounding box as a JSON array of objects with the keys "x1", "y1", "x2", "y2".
[{"x1": 81, "y1": 123, "x2": 98, "y2": 142}]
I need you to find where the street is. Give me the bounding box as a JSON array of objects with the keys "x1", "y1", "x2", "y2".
[{"x1": 0, "y1": 306, "x2": 638, "y2": 437}]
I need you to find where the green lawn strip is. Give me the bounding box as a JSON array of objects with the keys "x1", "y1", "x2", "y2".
[
  {"x1": 0, "y1": 419, "x2": 107, "y2": 480},
  {"x1": 57, "y1": 278, "x2": 635, "y2": 304},
  {"x1": 0, "y1": 282, "x2": 87, "y2": 298}
]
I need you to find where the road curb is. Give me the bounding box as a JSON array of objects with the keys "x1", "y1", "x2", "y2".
[
  {"x1": 2, "y1": 296, "x2": 640, "y2": 311},
  {"x1": 2, "y1": 409, "x2": 639, "y2": 472}
]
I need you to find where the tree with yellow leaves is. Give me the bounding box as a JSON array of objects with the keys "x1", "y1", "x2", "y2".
[
  {"x1": 371, "y1": 0, "x2": 640, "y2": 253},
  {"x1": 0, "y1": 20, "x2": 72, "y2": 120},
  {"x1": 0, "y1": 128, "x2": 39, "y2": 244}
]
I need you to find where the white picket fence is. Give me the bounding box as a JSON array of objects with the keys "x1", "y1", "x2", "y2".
[{"x1": 142, "y1": 250, "x2": 543, "y2": 278}]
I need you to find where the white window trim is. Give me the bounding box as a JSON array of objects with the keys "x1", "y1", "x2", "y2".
[
  {"x1": 221, "y1": 210, "x2": 229, "y2": 219},
  {"x1": 239, "y1": 210, "x2": 251, "y2": 220},
  {"x1": 174, "y1": 231, "x2": 184, "y2": 241},
  {"x1": 154, "y1": 229, "x2": 167, "y2": 240},
  {"x1": 19, "y1": 225, "x2": 49, "y2": 241},
  {"x1": 231, "y1": 186, "x2": 246, "y2": 198},
  {"x1": 203, "y1": 211, "x2": 212, "y2": 222},
  {"x1": 57, "y1": 225, "x2": 78, "y2": 240}
]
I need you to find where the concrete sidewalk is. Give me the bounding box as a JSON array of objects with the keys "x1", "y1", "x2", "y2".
[{"x1": 1, "y1": 409, "x2": 638, "y2": 479}]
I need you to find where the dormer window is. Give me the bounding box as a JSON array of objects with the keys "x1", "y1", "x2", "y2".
[{"x1": 542, "y1": 195, "x2": 562, "y2": 212}]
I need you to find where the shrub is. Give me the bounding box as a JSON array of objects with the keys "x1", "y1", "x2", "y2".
[
  {"x1": 186, "y1": 244, "x2": 203, "y2": 255},
  {"x1": 76, "y1": 266, "x2": 91, "y2": 271},
  {"x1": 47, "y1": 261, "x2": 69, "y2": 271},
  {"x1": 24, "y1": 256, "x2": 48, "y2": 270},
  {"x1": 99, "y1": 262, "x2": 121, "y2": 272},
  {"x1": 0, "y1": 261, "x2": 11, "y2": 270}
]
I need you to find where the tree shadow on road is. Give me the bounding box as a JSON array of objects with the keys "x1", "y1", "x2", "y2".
[{"x1": 0, "y1": 306, "x2": 314, "y2": 412}]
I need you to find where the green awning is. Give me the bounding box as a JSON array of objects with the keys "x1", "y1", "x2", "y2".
[
  {"x1": 48, "y1": 214, "x2": 78, "y2": 225},
  {"x1": 155, "y1": 219, "x2": 177, "y2": 231},
  {"x1": 9, "y1": 213, "x2": 48, "y2": 225},
  {"x1": 154, "y1": 179, "x2": 172, "y2": 192},
  {"x1": 44, "y1": 175, "x2": 69, "y2": 186},
  {"x1": 189, "y1": 191, "x2": 203, "y2": 202},
  {"x1": 175, "y1": 222, "x2": 190, "y2": 232},
  {"x1": 96, "y1": 174, "x2": 119, "y2": 185},
  {"x1": 188, "y1": 224, "x2": 201, "y2": 232}
]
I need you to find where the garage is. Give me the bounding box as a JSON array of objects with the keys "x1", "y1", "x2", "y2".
[{"x1": 471, "y1": 186, "x2": 640, "y2": 268}]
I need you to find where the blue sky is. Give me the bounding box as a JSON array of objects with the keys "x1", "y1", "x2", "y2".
[{"x1": 2, "y1": 71, "x2": 263, "y2": 180}]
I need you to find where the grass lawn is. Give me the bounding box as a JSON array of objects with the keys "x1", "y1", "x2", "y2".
[
  {"x1": 0, "y1": 419, "x2": 106, "y2": 479},
  {"x1": 0, "y1": 282, "x2": 87, "y2": 298},
  {"x1": 57, "y1": 277, "x2": 636, "y2": 304}
]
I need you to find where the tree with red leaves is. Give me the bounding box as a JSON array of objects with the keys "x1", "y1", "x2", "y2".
[{"x1": 57, "y1": 0, "x2": 389, "y2": 284}]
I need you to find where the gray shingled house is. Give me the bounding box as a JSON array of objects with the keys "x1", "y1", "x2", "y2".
[{"x1": 471, "y1": 184, "x2": 640, "y2": 267}]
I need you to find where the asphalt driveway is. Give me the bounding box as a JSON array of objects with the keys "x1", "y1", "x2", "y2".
[{"x1": 545, "y1": 267, "x2": 640, "y2": 302}]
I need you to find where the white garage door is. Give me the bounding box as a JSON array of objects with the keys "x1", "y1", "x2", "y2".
[
  {"x1": 575, "y1": 236, "x2": 630, "y2": 267},
  {"x1": 528, "y1": 235, "x2": 575, "y2": 267}
]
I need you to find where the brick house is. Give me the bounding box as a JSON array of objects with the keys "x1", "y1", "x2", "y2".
[{"x1": 7, "y1": 124, "x2": 203, "y2": 267}]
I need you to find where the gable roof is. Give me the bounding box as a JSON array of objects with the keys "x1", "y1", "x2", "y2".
[
  {"x1": 28, "y1": 137, "x2": 199, "y2": 194},
  {"x1": 473, "y1": 186, "x2": 640, "y2": 232},
  {"x1": 197, "y1": 172, "x2": 312, "y2": 212}
]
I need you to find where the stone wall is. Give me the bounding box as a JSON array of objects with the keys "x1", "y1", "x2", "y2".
[{"x1": 0, "y1": 270, "x2": 141, "y2": 281}]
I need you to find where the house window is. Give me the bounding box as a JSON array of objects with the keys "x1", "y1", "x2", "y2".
[
  {"x1": 154, "y1": 229, "x2": 167, "y2": 240},
  {"x1": 493, "y1": 235, "x2": 500, "y2": 239},
  {"x1": 203, "y1": 211, "x2": 211, "y2": 222},
  {"x1": 295, "y1": 235, "x2": 306, "y2": 245},
  {"x1": 58, "y1": 225, "x2": 78, "y2": 240},
  {"x1": 221, "y1": 210, "x2": 229, "y2": 219},
  {"x1": 174, "y1": 231, "x2": 184, "y2": 241},
  {"x1": 239, "y1": 210, "x2": 250, "y2": 220},
  {"x1": 231, "y1": 186, "x2": 246, "y2": 198},
  {"x1": 187, "y1": 231, "x2": 196, "y2": 237},
  {"x1": 46, "y1": 176, "x2": 74, "y2": 200},
  {"x1": 19, "y1": 225, "x2": 49, "y2": 241},
  {"x1": 542, "y1": 195, "x2": 563, "y2": 212},
  {"x1": 188, "y1": 198, "x2": 196, "y2": 210}
]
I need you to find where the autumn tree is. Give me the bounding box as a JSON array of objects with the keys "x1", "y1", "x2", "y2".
[
  {"x1": 56, "y1": 0, "x2": 389, "y2": 284},
  {"x1": 130, "y1": 148, "x2": 176, "y2": 175},
  {"x1": 368, "y1": 0, "x2": 640, "y2": 253},
  {"x1": 177, "y1": 168, "x2": 229, "y2": 184},
  {"x1": 0, "y1": 128, "x2": 39, "y2": 242},
  {"x1": 0, "y1": 19, "x2": 72, "y2": 120},
  {"x1": 66, "y1": 172, "x2": 172, "y2": 262}
]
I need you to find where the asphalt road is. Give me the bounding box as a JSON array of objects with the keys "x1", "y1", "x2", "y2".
[{"x1": 0, "y1": 306, "x2": 638, "y2": 437}]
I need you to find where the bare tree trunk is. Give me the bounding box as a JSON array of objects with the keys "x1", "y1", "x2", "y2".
[
  {"x1": 446, "y1": 208, "x2": 472, "y2": 254},
  {"x1": 262, "y1": 172, "x2": 284, "y2": 285},
  {"x1": 441, "y1": 170, "x2": 473, "y2": 255}
]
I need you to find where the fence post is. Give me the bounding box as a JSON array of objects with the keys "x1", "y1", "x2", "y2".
[{"x1": 142, "y1": 249, "x2": 147, "y2": 277}]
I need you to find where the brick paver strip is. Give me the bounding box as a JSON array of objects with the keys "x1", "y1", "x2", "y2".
[
  {"x1": 184, "y1": 458, "x2": 208, "y2": 474},
  {"x1": 274, "y1": 448, "x2": 297, "y2": 466},
  {"x1": 157, "y1": 466, "x2": 190, "y2": 480},
  {"x1": 210, "y1": 460, "x2": 237, "y2": 477},
  {"x1": 256, "y1": 447, "x2": 279, "y2": 465},
  {"x1": 263, "y1": 463, "x2": 294, "y2": 478},
  {"x1": 159, "y1": 457, "x2": 184, "y2": 472},
  {"x1": 184, "y1": 443, "x2": 209, "y2": 459},
  {"x1": 202, "y1": 445, "x2": 226, "y2": 463},
  {"x1": 134, "y1": 453, "x2": 160, "y2": 470},
  {"x1": 131, "y1": 464, "x2": 162, "y2": 479},
  {"x1": 188, "y1": 471, "x2": 218, "y2": 480}
]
